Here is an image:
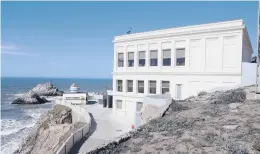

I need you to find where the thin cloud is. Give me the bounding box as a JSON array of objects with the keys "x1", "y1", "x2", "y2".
[
  {"x1": 0, "y1": 44, "x2": 18, "y2": 50},
  {"x1": 1, "y1": 43, "x2": 35, "y2": 56},
  {"x1": 2, "y1": 51, "x2": 30, "y2": 56}
]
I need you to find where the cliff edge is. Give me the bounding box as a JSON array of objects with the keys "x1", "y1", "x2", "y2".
[
  {"x1": 88, "y1": 86, "x2": 260, "y2": 154},
  {"x1": 14, "y1": 104, "x2": 85, "y2": 154}
]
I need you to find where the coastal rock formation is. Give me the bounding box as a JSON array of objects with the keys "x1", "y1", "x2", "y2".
[
  {"x1": 14, "y1": 104, "x2": 85, "y2": 154},
  {"x1": 12, "y1": 91, "x2": 49, "y2": 104},
  {"x1": 87, "y1": 86, "x2": 260, "y2": 154},
  {"x1": 12, "y1": 82, "x2": 63, "y2": 104},
  {"x1": 31, "y1": 82, "x2": 63, "y2": 96}
]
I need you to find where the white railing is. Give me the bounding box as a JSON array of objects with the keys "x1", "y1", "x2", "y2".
[{"x1": 55, "y1": 99, "x2": 91, "y2": 154}]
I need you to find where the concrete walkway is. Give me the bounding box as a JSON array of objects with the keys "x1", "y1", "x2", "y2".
[{"x1": 69, "y1": 103, "x2": 131, "y2": 154}]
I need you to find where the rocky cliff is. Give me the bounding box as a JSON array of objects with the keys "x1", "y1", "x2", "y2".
[
  {"x1": 88, "y1": 86, "x2": 260, "y2": 154},
  {"x1": 12, "y1": 82, "x2": 63, "y2": 104},
  {"x1": 14, "y1": 104, "x2": 85, "y2": 154}
]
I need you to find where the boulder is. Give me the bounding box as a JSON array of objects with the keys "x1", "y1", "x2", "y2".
[
  {"x1": 12, "y1": 91, "x2": 49, "y2": 104},
  {"x1": 31, "y1": 82, "x2": 63, "y2": 96},
  {"x1": 11, "y1": 82, "x2": 63, "y2": 104}
]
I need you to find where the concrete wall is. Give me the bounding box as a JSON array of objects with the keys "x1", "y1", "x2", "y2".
[
  {"x1": 55, "y1": 100, "x2": 91, "y2": 154},
  {"x1": 241, "y1": 62, "x2": 257, "y2": 86}
]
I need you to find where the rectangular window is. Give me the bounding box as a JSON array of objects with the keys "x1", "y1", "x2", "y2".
[
  {"x1": 116, "y1": 100, "x2": 122, "y2": 109},
  {"x1": 176, "y1": 48, "x2": 185, "y2": 66},
  {"x1": 127, "y1": 80, "x2": 133, "y2": 92},
  {"x1": 162, "y1": 81, "x2": 170, "y2": 94},
  {"x1": 163, "y1": 49, "x2": 171, "y2": 66},
  {"x1": 150, "y1": 50, "x2": 158, "y2": 66},
  {"x1": 149, "y1": 80, "x2": 156, "y2": 94},
  {"x1": 117, "y1": 80, "x2": 123, "y2": 92},
  {"x1": 136, "y1": 102, "x2": 143, "y2": 112},
  {"x1": 128, "y1": 52, "x2": 134, "y2": 67},
  {"x1": 118, "y1": 53, "x2": 124, "y2": 67},
  {"x1": 138, "y1": 51, "x2": 146, "y2": 67},
  {"x1": 138, "y1": 81, "x2": 144, "y2": 93}
]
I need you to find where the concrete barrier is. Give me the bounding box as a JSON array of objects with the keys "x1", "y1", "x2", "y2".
[{"x1": 55, "y1": 99, "x2": 91, "y2": 154}]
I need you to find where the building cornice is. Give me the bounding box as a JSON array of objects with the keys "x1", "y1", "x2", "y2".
[
  {"x1": 112, "y1": 72, "x2": 241, "y2": 76},
  {"x1": 113, "y1": 20, "x2": 244, "y2": 43}
]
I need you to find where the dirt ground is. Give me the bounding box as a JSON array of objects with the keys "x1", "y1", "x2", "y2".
[{"x1": 88, "y1": 86, "x2": 260, "y2": 154}]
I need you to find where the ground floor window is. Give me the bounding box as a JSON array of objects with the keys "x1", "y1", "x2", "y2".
[
  {"x1": 136, "y1": 102, "x2": 143, "y2": 112},
  {"x1": 116, "y1": 100, "x2": 122, "y2": 109}
]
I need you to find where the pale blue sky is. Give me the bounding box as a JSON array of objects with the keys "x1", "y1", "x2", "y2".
[{"x1": 1, "y1": 2, "x2": 258, "y2": 78}]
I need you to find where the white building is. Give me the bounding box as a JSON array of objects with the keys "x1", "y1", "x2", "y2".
[{"x1": 110, "y1": 20, "x2": 255, "y2": 126}]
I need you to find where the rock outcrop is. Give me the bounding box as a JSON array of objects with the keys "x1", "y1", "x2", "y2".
[
  {"x1": 87, "y1": 86, "x2": 260, "y2": 154},
  {"x1": 14, "y1": 104, "x2": 85, "y2": 154},
  {"x1": 12, "y1": 82, "x2": 63, "y2": 104},
  {"x1": 31, "y1": 82, "x2": 63, "y2": 96},
  {"x1": 12, "y1": 91, "x2": 49, "y2": 104}
]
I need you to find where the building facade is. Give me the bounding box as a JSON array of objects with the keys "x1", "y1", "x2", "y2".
[{"x1": 111, "y1": 20, "x2": 253, "y2": 125}]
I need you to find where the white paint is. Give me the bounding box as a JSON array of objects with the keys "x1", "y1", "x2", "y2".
[
  {"x1": 112, "y1": 20, "x2": 253, "y2": 127},
  {"x1": 241, "y1": 62, "x2": 257, "y2": 86}
]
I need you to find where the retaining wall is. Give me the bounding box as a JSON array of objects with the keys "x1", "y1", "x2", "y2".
[{"x1": 55, "y1": 100, "x2": 91, "y2": 154}]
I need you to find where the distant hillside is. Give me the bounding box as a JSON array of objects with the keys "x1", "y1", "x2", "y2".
[{"x1": 88, "y1": 86, "x2": 260, "y2": 154}]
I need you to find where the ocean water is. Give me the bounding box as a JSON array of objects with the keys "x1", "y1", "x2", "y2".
[{"x1": 1, "y1": 77, "x2": 112, "y2": 154}]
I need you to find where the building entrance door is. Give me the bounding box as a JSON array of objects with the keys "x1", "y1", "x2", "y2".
[
  {"x1": 176, "y1": 84, "x2": 182, "y2": 100},
  {"x1": 108, "y1": 96, "x2": 113, "y2": 108}
]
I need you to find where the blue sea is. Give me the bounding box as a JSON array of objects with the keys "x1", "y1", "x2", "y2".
[{"x1": 1, "y1": 77, "x2": 112, "y2": 154}]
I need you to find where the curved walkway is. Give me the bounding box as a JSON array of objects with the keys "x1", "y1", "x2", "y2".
[{"x1": 70, "y1": 103, "x2": 131, "y2": 154}]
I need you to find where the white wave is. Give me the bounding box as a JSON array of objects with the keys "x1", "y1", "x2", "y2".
[
  {"x1": 1, "y1": 119, "x2": 35, "y2": 136},
  {"x1": 5, "y1": 93, "x2": 23, "y2": 97}
]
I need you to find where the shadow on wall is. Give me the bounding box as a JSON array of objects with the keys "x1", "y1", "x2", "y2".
[{"x1": 68, "y1": 113, "x2": 97, "y2": 154}]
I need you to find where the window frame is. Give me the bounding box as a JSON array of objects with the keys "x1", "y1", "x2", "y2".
[
  {"x1": 128, "y1": 52, "x2": 134, "y2": 67},
  {"x1": 116, "y1": 100, "x2": 123, "y2": 109},
  {"x1": 136, "y1": 102, "x2": 143, "y2": 112},
  {"x1": 149, "y1": 80, "x2": 157, "y2": 94},
  {"x1": 161, "y1": 81, "x2": 170, "y2": 94},
  {"x1": 138, "y1": 51, "x2": 146, "y2": 67},
  {"x1": 117, "y1": 80, "x2": 123, "y2": 92},
  {"x1": 162, "y1": 49, "x2": 171, "y2": 66},
  {"x1": 118, "y1": 53, "x2": 124, "y2": 67},
  {"x1": 150, "y1": 50, "x2": 158, "y2": 66},
  {"x1": 127, "y1": 80, "x2": 133, "y2": 92},
  {"x1": 137, "y1": 80, "x2": 144, "y2": 94},
  {"x1": 175, "y1": 48, "x2": 186, "y2": 67}
]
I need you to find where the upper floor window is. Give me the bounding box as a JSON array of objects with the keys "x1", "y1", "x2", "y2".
[
  {"x1": 127, "y1": 80, "x2": 133, "y2": 92},
  {"x1": 163, "y1": 49, "x2": 171, "y2": 66},
  {"x1": 128, "y1": 52, "x2": 134, "y2": 67},
  {"x1": 117, "y1": 80, "x2": 123, "y2": 92},
  {"x1": 118, "y1": 53, "x2": 124, "y2": 67},
  {"x1": 150, "y1": 50, "x2": 158, "y2": 66},
  {"x1": 116, "y1": 100, "x2": 122, "y2": 109},
  {"x1": 136, "y1": 102, "x2": 143, "y2": 112},
  {"x1": 149, "y1": 80, "x2": 156, "y2": 94},
  {"x1": 139, "y1": 51, "x2": 146, "y2": 67},
  {"x1": 138, "y1": 80, "x2": 144, "y2": 93},
  {"x1": 176, "y1": 48, "x2": 185, "y2": 66},
  {"x1": 162, "y1": 81, "x2": 170, "y2": 94}
]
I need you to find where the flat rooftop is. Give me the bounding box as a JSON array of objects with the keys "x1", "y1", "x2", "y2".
[{"x1": 113, "y1": 19, "x2": 247, "y2": 43}]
